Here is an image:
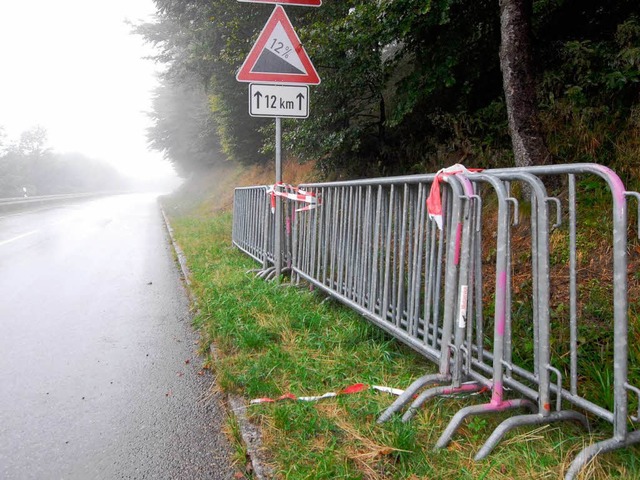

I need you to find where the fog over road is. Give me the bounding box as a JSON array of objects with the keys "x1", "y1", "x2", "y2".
[{"x1": 0, "y1": 195, "x2": 234, "y2": 479}]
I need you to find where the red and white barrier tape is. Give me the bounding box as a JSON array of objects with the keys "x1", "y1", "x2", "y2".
[
  {"x1": 267, "y1": 183, "x2": 320, "y2": 213},
  {"x1": 250, "y1": 383, "x2": 404, "y2": 405},
  {"x1": 426, "y1": 164, "x2": 482, "y2": 230}
]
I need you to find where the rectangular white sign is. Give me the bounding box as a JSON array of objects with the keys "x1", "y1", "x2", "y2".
[{"x1": 249, "y1": 84, "x2": 309, "y2": 118}]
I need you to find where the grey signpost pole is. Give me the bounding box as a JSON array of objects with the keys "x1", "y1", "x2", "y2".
[{"x1": 274, "y1": 116, "x2": 282, "y2": 281}]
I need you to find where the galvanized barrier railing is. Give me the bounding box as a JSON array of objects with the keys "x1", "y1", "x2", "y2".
[
  {"x1": 233, "y1": 186, "x2": 271, "y2": 268},
  {"x1": 233, "y1": 185, "x2": 298, "y2": 279},
  {"x1": 231, "y1": 163, "x2": 640, "y2": 479},
  {"x1": 292, "y1": 174, "x2": 453, "y2": 363},
  {"x1": 486, "y1": 164, "x2": 640, "y2": 478}
]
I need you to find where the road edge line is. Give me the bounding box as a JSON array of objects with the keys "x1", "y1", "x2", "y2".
[{"x1": 159, "y1": 203, "x2": 274, "y2": 480}]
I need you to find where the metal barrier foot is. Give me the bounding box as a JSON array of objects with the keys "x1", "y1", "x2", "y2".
[
  {"x1": 253, "y1": 266, "x2": 291, "y2": 281},
  {"x1": 474, "y1": 410, "x2": 590, "y2": 461},
  {"x1": 564, "y1": 429, "x2": 640, "y2": 480},
  {"x1": 402, "y1": 382, "x2": 484, "y2": 423},
  {"x1": 264, "y1": 269, "x2": 278, "y2": 281},
  {"x1": 376, "y1": 373, "x2": 450, "y2": 424},
  {"x1": 253, "y1": 267, "x2": 276, "y2": 279},
  {"x1": 434, "y1": 398, "x2": 536, "y2": 450}
]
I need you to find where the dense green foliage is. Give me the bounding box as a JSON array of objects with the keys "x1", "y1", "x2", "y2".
[
  {"x1": 0, "y1": 126, "x2": 126, "y2": 198},
  {"x1": 140, "y1": 0, "x2": 639, "y2": 181}
]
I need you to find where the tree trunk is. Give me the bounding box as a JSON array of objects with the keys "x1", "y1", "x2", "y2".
[{"x1": 499, "y1": 0, "x2": 550, "y2": 168}]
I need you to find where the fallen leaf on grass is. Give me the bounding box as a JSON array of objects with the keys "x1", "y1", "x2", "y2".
[
  {"x1": 351, "y1": 446, "x2": 411, "y2": 461},
  {"x1": 447, "y1": 440, "x2": 464, "y2": 452}
]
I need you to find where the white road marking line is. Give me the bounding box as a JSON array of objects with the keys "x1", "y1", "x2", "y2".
[
  {"x1": 0, "y1": 204, "x2": 78, "y2": 220},
  {"x1": 0, "y1": 230, "x2": 39, "y2": 247}
]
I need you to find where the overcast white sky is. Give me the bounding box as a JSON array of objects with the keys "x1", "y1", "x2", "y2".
[{"x1": 0, "y1": 0, "x2": 177, "y2": 184}]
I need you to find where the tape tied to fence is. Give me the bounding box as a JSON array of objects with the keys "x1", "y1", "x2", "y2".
[
  {"x1": 426, "y1": 164, "x2": 483, "y2": 230},
  {"x1": 267, "y1": 182, "x2": 320, "y2": 213},
  {"x1": 250, "y1": 383, "x2": 404, "y2": 405}
]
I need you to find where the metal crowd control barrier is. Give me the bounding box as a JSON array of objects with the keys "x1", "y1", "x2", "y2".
[
  {"x1": 231, "y1": 163, "x2": 640, "y2": 479},
  {"x1": 233, "y1": 185, "x2": 296, "y2": 279},
  {"x1": 233, "y1": 186, "x2": 272, "y2": 269},
  {"x1": 486, "y1": 164, "x2": 640, "y2": 478}
]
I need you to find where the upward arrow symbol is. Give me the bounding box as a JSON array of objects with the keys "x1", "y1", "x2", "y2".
[
  {"x1": 296, "y1": 93, "x2": 305, "y2": 110},
  {"x1": 254, "y1": 91, "x2": 263, "y2": 109}
]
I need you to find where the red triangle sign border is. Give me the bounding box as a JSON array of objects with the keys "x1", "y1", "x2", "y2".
[
  {"x1": 236, "y1": 5, "x2": 321, "y2": 85},
  {"x1": 238, "y1": 0, "x2": 322, "y2": 6}
]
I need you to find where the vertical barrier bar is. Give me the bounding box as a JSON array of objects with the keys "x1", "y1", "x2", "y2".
[
  {"x1": 568, "y1": 174, "x2": 578, "y2": 396},
  {"x1": 370, "y1": 185, "x2": 383, "y2": 315},
  {"x1": 381, "y1": 185, "x2": 395, "y2": 322}
]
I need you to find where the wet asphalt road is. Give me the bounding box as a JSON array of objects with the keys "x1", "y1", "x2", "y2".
[{"x1": 0, "y1": 194, "x2": 235, "y2": 479}]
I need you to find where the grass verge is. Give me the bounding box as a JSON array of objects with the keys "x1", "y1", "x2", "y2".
[{"x1": 164, "y1": 204, "x2": 638, "y2": 479}]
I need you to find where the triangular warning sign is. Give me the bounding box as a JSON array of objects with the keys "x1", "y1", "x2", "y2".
[{"x1": 236, "y1": 6, "x2": 321, "y2": 85}]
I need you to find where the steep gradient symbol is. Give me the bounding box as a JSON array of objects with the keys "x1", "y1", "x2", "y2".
[{"x1": 236, "y1": 5, "x2": 320, "y2": 85}]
